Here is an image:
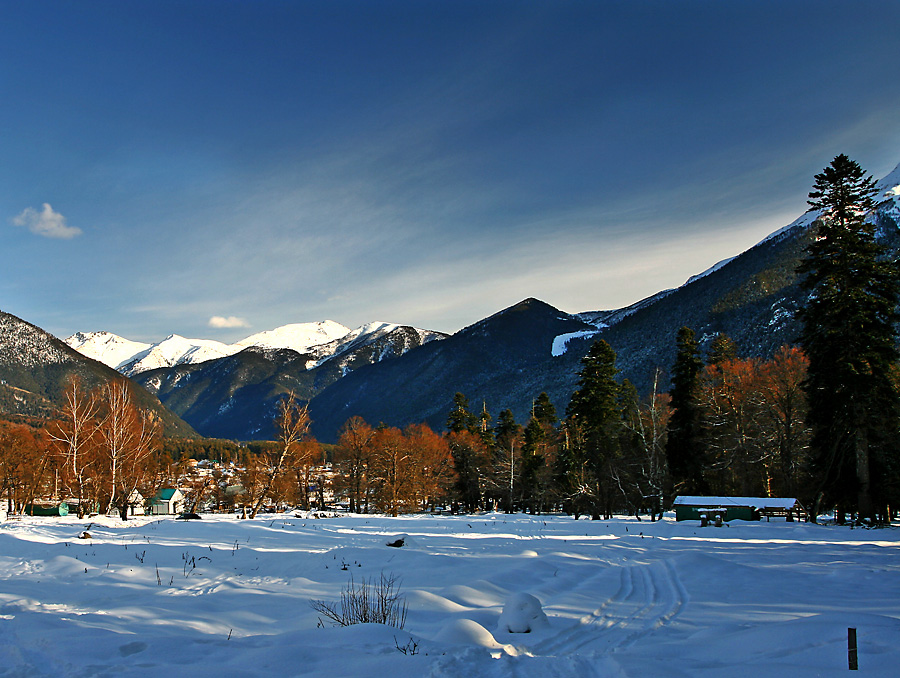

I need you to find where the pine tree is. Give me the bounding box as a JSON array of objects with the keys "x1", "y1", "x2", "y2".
[
  {"x1": 494, "y1": 409, "x2": 521, "y2": 453},
  {"x1": 665, "y1": 326, "x2": 709, "y2": 497},
  {"x1": 565, "y1": 340, "x2": 624, "y2": 519},
  {"x1": 798, "y1": 154, "x2": 900, "y2": 523},
  {"x1": 707, "y1": 333, "x2": 738, "y2": 367},
  {"x1": 532, "y1": 392, "x2": 558, "y2": 426},
  {"x1": 447, "y1": 392, "x2": 477, "y2": 434},
  {"x1": 520, "y1": 417, "x2": 547, "y2": 513}
]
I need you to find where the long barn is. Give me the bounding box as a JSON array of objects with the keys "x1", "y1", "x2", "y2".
[{"x1": 673, "y1": 496, "x2": 803, "y2": 522}]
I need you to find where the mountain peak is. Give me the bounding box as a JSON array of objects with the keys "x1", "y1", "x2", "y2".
[{"x1": 235, "y1": 320, "x2": 351, "y2": 353}]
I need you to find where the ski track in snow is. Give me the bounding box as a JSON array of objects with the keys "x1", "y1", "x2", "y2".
[{"x1": 535, "y1": 559, "x2": 685, "y2": 656}]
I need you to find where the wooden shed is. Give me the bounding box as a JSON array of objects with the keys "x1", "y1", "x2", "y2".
[{"x1": 673, "y1": 496, "x2": 802, "y2": 522}]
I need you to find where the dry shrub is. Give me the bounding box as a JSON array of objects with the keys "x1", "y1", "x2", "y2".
[{"x1": 310, "y1": 571, "x2": 407, "y2": 629}]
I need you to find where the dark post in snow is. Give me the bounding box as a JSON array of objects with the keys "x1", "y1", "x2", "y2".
[{"x1": 848, "y1": 627, "x2": 858, "y2": 670}]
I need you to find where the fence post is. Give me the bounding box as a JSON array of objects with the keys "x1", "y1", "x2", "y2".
[{"x1": 848, "y1": 627, "x2": 858, "y2": 670}]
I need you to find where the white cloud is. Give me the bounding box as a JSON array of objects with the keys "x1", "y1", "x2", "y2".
[
  {"x1": 209, "y1": 315, "x2": 250, "y2": 329},
  {"x1": 12, "y1": 203, "x2": 82, "y2": 239}
]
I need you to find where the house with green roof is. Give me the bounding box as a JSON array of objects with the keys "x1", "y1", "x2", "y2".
[{"x1": 149, "y1": 488, "x2": 185, "y2": 515}]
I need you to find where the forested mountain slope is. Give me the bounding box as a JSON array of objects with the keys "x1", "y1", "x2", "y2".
[
  {"x1": 307, "y1": 167, "x2": 900, "y2": 441},
  {"x1": 132, "y1": 324, "x2": 447, "y2": 439},
  {"x1": 0, "y1": 310, "x2": 196, "y2": 437}
]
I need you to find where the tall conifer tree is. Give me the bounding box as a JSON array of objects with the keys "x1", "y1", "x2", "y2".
[
  {"x1": 565, "y1": 340, "x2": 623, "y2": 518},
  {"x1": 798, "y1": 154, "x2": 900, "y2": 522},
  {"x1": 665, "y1": 326, "x2": 708, "y2": 496}
]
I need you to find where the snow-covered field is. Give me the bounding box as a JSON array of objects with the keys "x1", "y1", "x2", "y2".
[{"x1": 0, "y1": 512, "x2": 897, "y2": 677}]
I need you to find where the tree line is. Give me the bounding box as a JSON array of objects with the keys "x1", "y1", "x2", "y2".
[{"x1": 352, "y1": 339, "x2": 809, "y2": 521}]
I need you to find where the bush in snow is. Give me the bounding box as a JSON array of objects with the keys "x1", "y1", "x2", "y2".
[{"x1": 310, "y1": 571, "x2": 408, "y2": 629}]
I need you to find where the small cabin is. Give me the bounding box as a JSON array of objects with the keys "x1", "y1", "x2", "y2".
[
  {"x1": 149, "y1": 488, "x2": 185, "y2": 515},
  {"x1": 673, "y1": 496, "x2": 802, "y2": 522}
]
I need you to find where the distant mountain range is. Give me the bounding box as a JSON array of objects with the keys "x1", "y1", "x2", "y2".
[
  {"x1": 65, "y1": 321, "x2": 447, "y2": 440},
  {"x1": 5, "y1": 162, "x2": 899, "y2": 443},
  {"x1": 64, "y1": 320, "x2": 426, "y2": 376}
]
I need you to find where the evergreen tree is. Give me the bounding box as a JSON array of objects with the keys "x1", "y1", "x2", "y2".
[
  {"x1": 476, "y1": 402, "x2": 494, "y2": 448},
  {"x1": 447, "y1": 392, "x2": 477, "y2": 434},
  {"x1": 707, "y1": 333, "x2": 738, "y2": 367},
  {"x1": 532, "y1": 392, "x2": 558, "y2": 426},
  {"x1": 665, "y1": 326, "x2": 709, "y2": 496},
  {"x1": 520, "y1": 418, "x2": 546, "y2": 513},
  {"x1": 565, "y1": 340, "x2": 624, "y2": 519},
  {"x1": 494, "y1": 409, "x2": 521, "y2": 453},
  {"x1": 798, "y1": 154, "x2": 900, "y2": 523}
]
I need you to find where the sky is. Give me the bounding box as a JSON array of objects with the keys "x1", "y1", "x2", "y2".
[{"x1": 3, "y1": 0, "x2": 900, "y2": 343}]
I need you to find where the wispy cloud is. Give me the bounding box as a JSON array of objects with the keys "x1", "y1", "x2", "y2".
[
  {"x1": 209, "y1": 315, "x2": 250, "y2": 329},
  {"x1": 11, "y1": 203, "x2": 82, "y2": 239}
]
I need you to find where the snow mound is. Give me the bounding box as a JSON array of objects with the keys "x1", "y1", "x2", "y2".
[
  {"x1": 385, "y1": 533, "x2": 418, "y2": 548},
  {"x1": 435, "y1": 618, "x2": 503, "y2": 648},
  {"x1": 497, "y1": 592, "x2": 549, "y2": 633}
]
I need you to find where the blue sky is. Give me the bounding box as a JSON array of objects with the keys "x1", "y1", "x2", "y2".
[{"x1": 3, "y1": 1, "x2": 900, "y2": 343}]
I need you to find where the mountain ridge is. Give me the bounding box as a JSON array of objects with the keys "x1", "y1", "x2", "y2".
[
  {"x1": 302, "y1": 162, "x2": 900, "y2": 441},
  {"x1": 66, "y1": 319, "x2": 443, "y2": 378},
  {"x1": 0, "y1": 310, "x2": 197, "y2": 437}
]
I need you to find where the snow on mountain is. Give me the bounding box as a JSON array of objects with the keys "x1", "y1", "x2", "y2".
[
  {"x1": 876, "y1": 161, "x2": 900, "y2": 197},
  {"x1": 65, "y1": 331, "x2": 152, "y2": 370},
  {"x1": 684, "y1": 256, "x2": 736, "y2": 285},
  {"x1": 551, "y1": 330, "x2": 600, "y2": 357},
  {"x1": 233, "y1": 320, "x2": 351, "y2": 354},
  {"x1": 120, "y1": 335, "x2": 239, "y2": 376},
  {"x1": 309, "y1": 321, "x2": 444, "y2": 364},
  {"x1": 2, "y1": 311, "x2": 75, "y2": 368},
  {"x1": 308, "y1": 321, "x2": 397, "y2": 360},
  {"x1": 68, "y1": 319, "x2": 445, "y2": 378}
]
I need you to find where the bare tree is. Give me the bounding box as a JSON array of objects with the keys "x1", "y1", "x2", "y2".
[
  {"x1": 96, "y1": 380, "x2": 160, "y2": 519},
  {"x1": 249, "y1": 393, "x2": 312, "y2": 518},
  {"x1": 48, "y1": 377, "x2": 99, "y2": 517},
  {"x1": 335, "y1": 416, "x2": 374, "y2": 513},
  {"x1": 622, "y1": 369, "x2": 670, "y2": 520}
]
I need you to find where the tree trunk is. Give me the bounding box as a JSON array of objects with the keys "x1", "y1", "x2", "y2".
[{"x1": 855, "y1": 427, "x2": 873, "y2": 522}]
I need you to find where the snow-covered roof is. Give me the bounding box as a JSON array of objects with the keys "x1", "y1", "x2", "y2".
[{"x1": 674, "y1": 496, "x2": 798, "y2": 510}]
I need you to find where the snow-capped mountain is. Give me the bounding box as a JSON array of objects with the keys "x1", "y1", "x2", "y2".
[
  {"x1": 118, "y1": 335, "x2": 239, "y2": 376},
  {"x1": 309, "y1": 322, "x2": 445, "y2": 367},
  {"x1": 233, "y1": 320, "x2": 351, "y2": 354},
  {"x1": 65, "y1": 331, "x2": 152, "y2": 370},
  {"x1": 66, "y1": 320, "x2": 393, "y2": 377},
  {"x1": 130, "y1": 322, "x2": 449, "y2": 440}
]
